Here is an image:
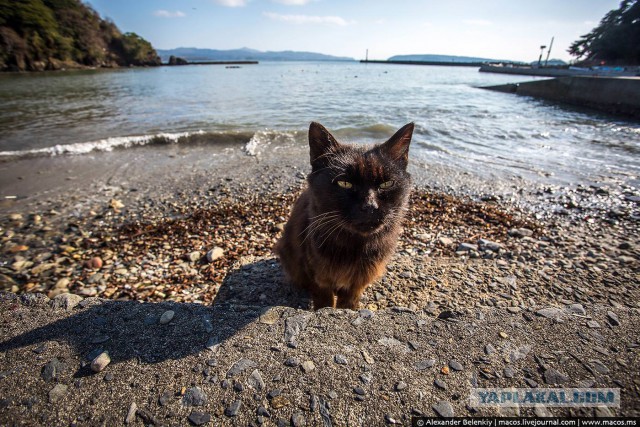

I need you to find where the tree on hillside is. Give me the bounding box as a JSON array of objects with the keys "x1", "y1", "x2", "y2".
[{"x1": 568, "y1": 0, "x2": 640, "y2": 64}]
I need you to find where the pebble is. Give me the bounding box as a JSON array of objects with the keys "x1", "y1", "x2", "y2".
[
  {"x1": 533, "y1": 405, "x2": 553, "y2": 417},
  {"x1": 449, "y1": 360, "x2": 463, "y2": 371},
  {"x1": 248, "y1": 369, "x2": 265, "y2": 391},
  {"x1": 42, "y1": 358, "x2": 66, "y2": 382},
  {"x1": 499, "y1": 332, "x2": 508, "y2": 339},
  {"x1": 504, "y1": 367, "x2": 515, "y2": 378},
  {"x1": 359, "y1": 372, "x2": 373, "y2": 384},
  {"x1": 301, "y1": 360, "x2": 315, "y2": 373},
  {"x1": 291, "y1": 412, "x2": 306, "y2": 427},
  {"x1": 415, "y1": 359, "x2": 436, "y2": 370},
  {"x1": 50, "y1": 293, "x2": 83, "y2": 311},
  {"x1": 284, "y1": 357, "x2": 300, "y2": 367},
  {"x1": 587, "y1": 320, "x2": 601, "y2": 329},
  {"x1": 590, "y1": 359, "x2": 610, "y2": 374},
  {"x1": 508, "y1": 228, "x2": 533, "y2": 238},
  {"x1": 159, "y1": 310, "x2": 175, "y2": 324},
  {"x1": 353, "y1": 386, "x2": 365, "y2": 395},
  {"x1": 484, "y1": 344, "x2": 496, "y2": 355},
  {"x1": 125, "y1": 402, "x2": 137, "y2": 424},
  {"x1": 206, "y1": 247, "x2": 225, "y2": 262},
  {"x1": 456, "y1": 243, "x2": 478, "y2": 252},
  {"x1": 327, "y1": 390, "x2": 338, "y2": 399},
  {"x1": 536, "y1": 307, "x2": 562, "y2": 319},
  {"x1": 182, "y1": 387, "x2": 207, "y2": 406},
  {"x1": 188, "y1": 251, "x2": 201, "y2": 262},
  {"x1": 395, "y1": 381, "x2": 407, "y2": 391},
  {"x1": 606, "y1": 311, "x2": 620, "y2": 326},
  {"x1": 437, "y1": 236, "x2": 453, "y2": 246},
  {"x1": 90, "y1": 352, "x2": 111, "y2": 373},
  {"x1": 432, "y1": 400, "x2": 454, "y2": 417},
  {"x1": 543, "y1": 368, "x2": 568, "y2": 385},
  {"x1": 270, "y1": 395, "x2": 289, "y2": 409},
  {"x1": 159, "y1": 391, "x2": 172, "y2": 406},
  {"x1": 227, "y1": 358, "x2": 257, "y2": 377},
  {"x1": 48, "y1": 384, "x2": 68, "y2": 403},
  {"x1": 88, "y1": 257, "x2": 103, "y2": 269},
  {"x1": 188, "y1": 411, "x2": 211, "y2": 425},
  {"x1": 259, "y1": 309, "x2": 280, "y2": 325},
  {"x1": 225, "y1": 399, "x2": 241, "y2": 417},
  {"x1": 434, "y1": 379, "x2": 447, "y2": 390},
  {"x1": 525, "y1": 378, "x2": 539, "y2": 387},
  {"x1": 334, "y1": 355, "x2": 348, "y2": 365},
  {"x1": 567, "y1": 304, "x2": 586, "y2": 315}
]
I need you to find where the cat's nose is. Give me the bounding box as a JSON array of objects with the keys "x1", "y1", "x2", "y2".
[{"x1": 361, "y1": 190, "x2": 378, "y2": 211}]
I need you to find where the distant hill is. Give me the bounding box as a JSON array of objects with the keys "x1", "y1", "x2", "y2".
[
  {"x1": 0, "y1": 0, "x2": 160, "y2": 72},
  {"x1": 157, "y1": 47, "x2": 355, "y2": 62},
  {"x1": 387, "y1": 54, "x2": 509, "y2": 63}
]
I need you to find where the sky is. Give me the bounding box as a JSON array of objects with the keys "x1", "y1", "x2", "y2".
[{"x1": 86, "y1": 0, "x2": 622, "y2": 62}]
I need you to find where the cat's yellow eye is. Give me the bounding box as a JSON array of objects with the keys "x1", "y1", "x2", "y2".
[
  {"x1": 379, "y1": 180, "x2": 395, "y2": 189},
  {"x1": 336, "y1": 180, "x2": 353, "y2": 189}
]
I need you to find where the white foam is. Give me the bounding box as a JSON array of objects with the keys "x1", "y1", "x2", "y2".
[{"x1": 0, "y1": 131, "x2": 205, "y2": 158}]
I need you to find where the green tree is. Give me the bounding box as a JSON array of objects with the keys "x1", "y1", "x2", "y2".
[{"x1": 569, "y1": 0, "x2": 640, "y2": 64}]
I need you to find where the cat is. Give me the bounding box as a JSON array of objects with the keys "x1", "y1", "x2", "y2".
[{"x1": 275, "y1": 121, "x2": 414, "y2": 310}]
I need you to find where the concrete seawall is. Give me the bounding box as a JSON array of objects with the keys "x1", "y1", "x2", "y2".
[{"x1": 483, "y1": 77, "x2": 640, "y2": 119}]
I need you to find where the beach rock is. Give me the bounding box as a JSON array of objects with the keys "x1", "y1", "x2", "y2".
[
  {"x1": 188, "y1": 411, "x2": 211, "y2": 425},
  {"x1": 478, "y1": 239, "x2": 502, "y2": 251},
  {"x1": 247, "y1": 369, "x2": 265, "y2": 391},
  {"x1": 87, "y1": 257, "x2": 103, "y2": 269},
  {"x1": 90, "y1": 352, "x2": 111, "y2": 373},
  {"x1": 437, "y1": 236, "x2": 453, "y2": 246},
  {"x1": 125, "y1": 402, "x2": 137, "y2": 424},
  {"x1": 301, "y1": 360, "x2": 315, "y2": 373},
  {"x1": 543, "y1": 368, "x2": 569, "y2": 384},
  {"x1": 284, "y1": 313, "x2": 310, "y2": 346},
  {"x1": 159, "y1": 310, "x2": 175, "y2": 324},
  {"x1": 334, "y1": 355, "x2": 348, "y2": 365},
  {"x1": 456, "y1": 243, "x2": 478, "y2": 252},
  {"x1": 227, "y1": 358, "x2": 257, "y2": 377},
  {"x1": 225, "y1": 399, "x2": 241, "y2": 417},
  {"x1": 206, "y1": 247, "x2": 224, "y2": 262},
  {"x1": 432, "y1": 400, "x2": 454, "y2": 417},
  {"x1": 42, "y1": 358, "x2": 66, "y2": 382},
  {"x1": 567, "y1": 304, "x2": 586, "y2": 315},
  {"x1": 536, "y1": 307, "x2": 562, "y2": 319},
  {"x1": 187, "y1": 251, "x2": 201, "y2": 262},
  {"x1": 607, "y1": 311, "x2": 620, "y2": 326},
  {"x1": 415, "y1": 359, "x2": 436, "y2": 370},
  {"x1": 48, "y1": 384, "x2": 68, "y2": 403},
  {"x1": 183, "y1": 386, "x2": 207, "y2": 406},
  {"x1": 449, "y1": 360, "x2": 463, "y2": 371},
  {"x1": 509, "y1": 228, "x2": 533, "y2": 238},
  {"x1": 50, "y1": 293, "x2": 83, "y2": 311}
]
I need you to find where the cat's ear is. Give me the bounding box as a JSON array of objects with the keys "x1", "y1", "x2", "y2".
[
  {"x1": 381, "y1": 122, "x2": 414, "y2": 169},
  {"x1": 309, "y1": 122, "x2": 339, "y2": 165}
]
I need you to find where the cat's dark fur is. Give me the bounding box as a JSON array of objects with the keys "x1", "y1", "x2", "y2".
[{"x1": 275, "y1": 122, "x2": 414, "y2": 310}]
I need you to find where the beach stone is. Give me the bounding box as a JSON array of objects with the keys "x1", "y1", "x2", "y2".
[
  {"x1": 42, "y1": 358, "x2": 66, "y2": 382},
  {"x1": 534, "y1": 405, "x2": 553, "y2": 417},
  {"x1": 415, "y1": 359, "x2": 436, "y2": 370},
  {"x1": 395, "y1": 381, "x2": 408, "y2": 391},
  {"x1": 353, "y1": 386, "x2": 365, "y2": 396},
  {"x1": 484, "y1": 344, "x2": 496, "y2": 355},
  {"x1": 291, "y1": 412, "x2": 306, "y2": 427},
  {"x1": 456, "y1": 243, "x2": 478, "y2": 252},
  {"x1": 225, "y1": 399, "x2": 241, "y2": 417},
  {"x1": 437, "y1": 236, "x2": 453, "y2": 246},
  {"x1": 159, "y1": 310, "x2": 175, "y2": 324},
  {"x1": 567, "y1": 304, "x2": 586, "y2": 315},
  {"x1": 361, "y1": 350, "x2": 374, "y2": 364},
  {"x1": 48, "y1": 384, "x2": 68, "y2": 403},
  {"x1": 434, "y1": 379, "x2": 447, "y2": 390},
  {"x1": 188, "y1": 251, "x2": 201, "y2": 262},
  {"x1": 334, "y1": 355, "x2": 348, "y2": 365},
  {"x1": 478, "y1": 239, "x2": 502, "y2": 251},
  {"x1": 284, "y1": 313, "x2": 310, "y2": 345},
  {"x1": 536, "y1": 307, "x2": 562, "y2": 319},
  {"x1": 525, "y1": 378, "x2": 539, "y2": 387},
  {"x1": 259, "y1": 309, "x2": 280, "y2": 325},
  {"x1": 359, "y1": 372, "x2": 373, "y2": 384},
  {"x1": 90, "y1": 352, "x2": 111, "y2": 373},
  {"x1": 247, "y1": 369, "x2": 265, "y2": 391},
  {"x1": 432, "y1": 400, "x2": 454, "y2": 417},
  {"x1": 449, "y1": 360, "x2": 463, "y2": 371},
  {"x1": 590, "y1": 359, "x2": 610, "y2": 374},
  {"x1": 283, "y1": 356, "x2": 300, "y2": 367},
  {"x1": 206, "y1": 247, "x2": 224, "y2": 262},
  {"x1": 543, "y1": 368, "x2": 569, "y2": 384},
  {"x1": 188, "y1": 411, "x2": 211, "y2": 425},
  {"x1": 504, "y1": 367, "x2": 515, "y2": 378},
  {"x1": 587, "y1": 320, "x2": 601, "y2": 329},
  {"x1": 606, "y1": 311, "x2": 620, "y2": 326},
  {"x1": 509, "y1": 228, "x2": 533, "y2": 238},
  {"x1": 88, "y1": 257, "x2": 103, "y2": 269},
  {"x1": 159, "y1": 391, "x2": 172, "y2": 406},
  {"x1": 227, "y1": 358, "x2": 257, "y2": 377},
  {"x1": 50, "y1": 293, "x2": 83, "y2": 311},
  {"x1": 125, "y1": 402, "x2": 137, "y2": 424},
  {"x1": 183, "y1": 386, "x2": 207, "y2": 406},
  {"x1": 301, "y1": 360, "x2": 315, "y2": 373}
]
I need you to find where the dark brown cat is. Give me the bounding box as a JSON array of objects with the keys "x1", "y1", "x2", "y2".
[{"x1": 275, "y1": 122, "x2": 414, "y2": 310}]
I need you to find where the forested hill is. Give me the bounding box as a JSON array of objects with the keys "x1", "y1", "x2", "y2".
[{"x1": 0, "y1": 0, "x2": 161, "y2": 71}]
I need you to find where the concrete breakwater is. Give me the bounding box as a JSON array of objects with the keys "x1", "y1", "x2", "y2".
[{"x1": 483, "y1": 77, "x2": 640, "y2": 119}]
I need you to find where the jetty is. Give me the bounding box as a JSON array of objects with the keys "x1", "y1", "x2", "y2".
[
  {"x1": 360, "y1": 59, "x2": 484, "y2": 67},
  {"x1": 483, "y1": 76, "x2": 640, "y2": 119},
  {"x1": 479, "y1": 63, "x2": 639, "y2": 78}
]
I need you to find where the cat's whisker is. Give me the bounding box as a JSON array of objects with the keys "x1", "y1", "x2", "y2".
[
  {"x1": 300, "y1": 215, "x2": 342, "y2": 245},
  {"x1": 298, "y1": 212, "x2": 340, "y2": 236},
  {"x1": 317, "y1": 219, "x2": 348, "y2": 248}
]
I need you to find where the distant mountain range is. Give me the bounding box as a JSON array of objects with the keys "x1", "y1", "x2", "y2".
[
  {"x1": 388, "y1": 54, "x2": 567, "y2": 66},
  {"x1": 157, "y1": 47, "x2": 355, "y2": 62},
  {"x1": 388, "y1": 54, "x2": 513, "y2": 63}
]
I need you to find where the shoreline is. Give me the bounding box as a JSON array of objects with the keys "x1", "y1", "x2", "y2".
[{"x1": 0, "y1": 141, "x2": 638, "y2": 422}]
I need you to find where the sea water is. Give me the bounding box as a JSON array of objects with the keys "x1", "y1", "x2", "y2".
[{"x1": 0, "y1": 61, "x2": 638, "y2": 187}]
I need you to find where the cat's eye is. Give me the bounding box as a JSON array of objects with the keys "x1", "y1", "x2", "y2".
[
  {"x1": 336, "y1": 180, "x2": 353, "y2": 189},
  {"x1": 379, "y1": 180, "x2": 395, "y2": 189}
]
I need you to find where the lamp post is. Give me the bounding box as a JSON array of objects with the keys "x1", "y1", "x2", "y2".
[{"x1": 538, "y1": 45, "x2": 547, "y2": 67}]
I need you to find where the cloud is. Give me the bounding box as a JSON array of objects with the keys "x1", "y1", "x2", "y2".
[
  {"x1": 264, "y1": 12, "x2": 352, "y2": 26},
  {"x1": 272, "y1": 0, "x2": 313, "y2": 4},
  {"x1": 462, "y1": 19, "x2": 492, "y2": 26},
  {"x1": 214, "y1": 0, "x2": 247, "y2": 6},
  {"x1": 153, "y1": 10, "x2": 186, "y2": 18}
]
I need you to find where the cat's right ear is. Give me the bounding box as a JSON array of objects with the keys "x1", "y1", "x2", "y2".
[{"x1": 309, "y1": 122, "x2": 339, "y2": 165}]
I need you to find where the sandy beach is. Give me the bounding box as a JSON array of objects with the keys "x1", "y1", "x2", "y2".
[{"x1": 0, "y1": 138, "x2": 639, "y2": 423}]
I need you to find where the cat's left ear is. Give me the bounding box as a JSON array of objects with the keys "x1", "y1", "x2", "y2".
[
  {"x1": 309, "y1": 122, "x2": 340, "y2": 165},
  {"x1": 381, "y1": 122, "x2": 414, "y2": 169}
]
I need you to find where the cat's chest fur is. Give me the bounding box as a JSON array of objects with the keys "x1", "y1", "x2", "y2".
[{"x1": 275, "y1": 121, "x2": 414, "y2": 310}]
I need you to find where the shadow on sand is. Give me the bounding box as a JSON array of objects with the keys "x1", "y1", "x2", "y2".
[{"x1": 0, "y1": 257, "x2": 309, "y2": 375}]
